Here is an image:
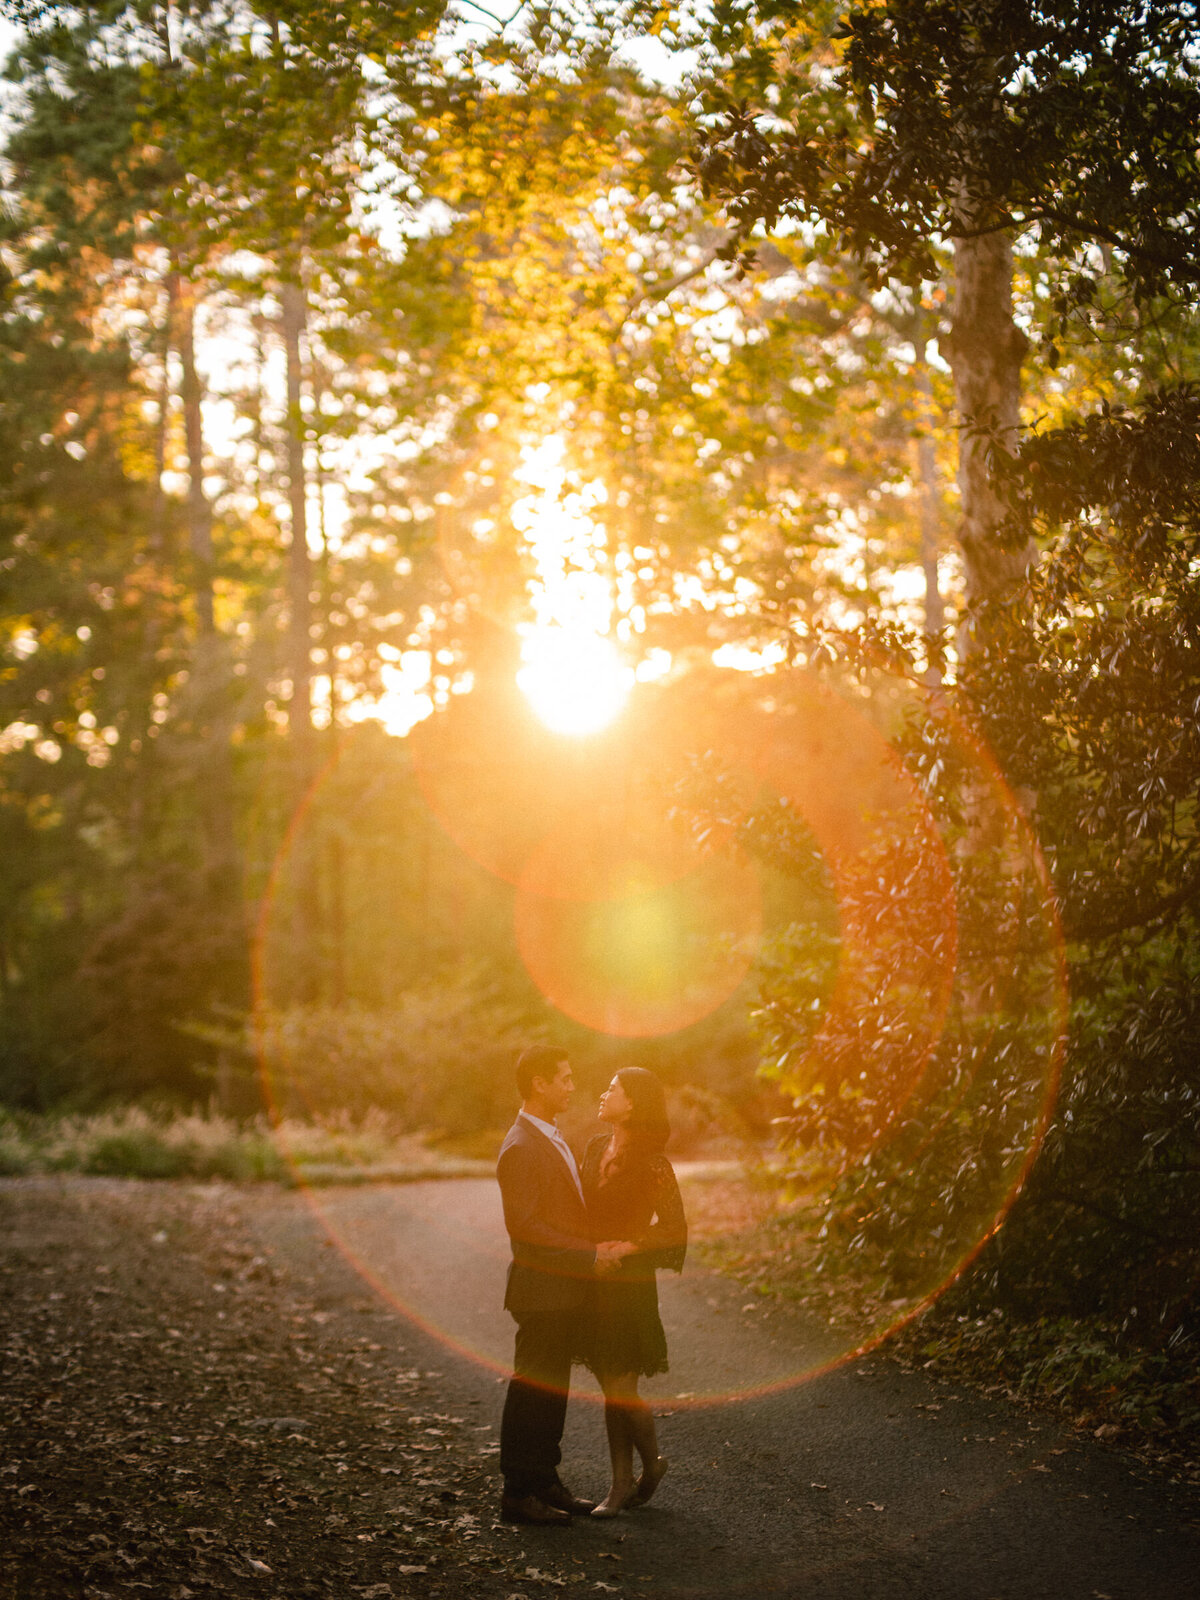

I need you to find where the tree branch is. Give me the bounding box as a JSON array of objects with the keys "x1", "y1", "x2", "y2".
[
  {"x1": 624, "y1": 241, "x2": 732, "y2": 314},
  {"x1": 1025, "y1": 201, "x2": 1200, "y2": 287},
  {"x1": 1065, "y1": 858, "x2": 1200, "y2": 943},
  {"x1": 453, "y1": 0, "x2": 529, "y2": 30}
]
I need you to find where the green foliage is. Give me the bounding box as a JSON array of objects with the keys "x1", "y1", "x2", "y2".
[
  {"x1": 0, "y1": 0, "x2": 962, "y2": 1119},
  {"x1": 685, "y1": 686, "x2": 1061, "y2": 1308},
  {"x1": 904, "y1": 1308, "x2": 1200, "y2": 1445},
  {"x1": 3, "y1": 1, "x2": 1198, "y2": 1407},
  {"x1": 673, "y1": 0, "x2": 1200, "y2": 1374},
  {"x1": 932, "y1": 390, "x2": 1200, "y2": 1340},
  {"x1": 694, "y1": 1, "x2": 1200, "y2": 298},
  {"x1": 259, "y1": 973, "x2": 546, "y2": 1132},
  {"x1": 0, "y1": 1104, "x2": 291, "y2": 1180},
  {"x1": 0, "y1": 1101, "x2": 506, "y2": 1181},
  {"x1": 740, "y1": 378, "x2": 1200, "y2": 1351}
]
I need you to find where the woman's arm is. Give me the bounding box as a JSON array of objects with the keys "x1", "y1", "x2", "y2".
[{"x1": 633, "y1": 1157, "x2": 688, "y2": 1273}]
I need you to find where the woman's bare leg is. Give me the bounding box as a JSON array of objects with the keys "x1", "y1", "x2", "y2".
[
  {"x1": 624, "y1": 1394, "x2": 657, "y2": 1472},
  {"x1": 592, "y1": 1373, "x2": 639, "y2": 1516},
  {"x1": 621, "y1": 1390, "x2": 667, "y2": 1503}
]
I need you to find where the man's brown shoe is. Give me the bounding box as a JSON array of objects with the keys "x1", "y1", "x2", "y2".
[
  {"x1": 500, "y1": 1493, "x2": 571, "y2": 1526},
  {"x1": 540, "y1": 1483, "x2": 597, "y2": 1516}
]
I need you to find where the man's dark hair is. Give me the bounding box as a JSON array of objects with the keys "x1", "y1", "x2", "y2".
[{"x1": 516, "y1": 1045, "x2": 568, "y2": 1100}]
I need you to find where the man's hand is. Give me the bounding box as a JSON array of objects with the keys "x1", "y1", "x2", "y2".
[{"x1": 595, "y1": 1241, "x2": 636, "y2": 1277}]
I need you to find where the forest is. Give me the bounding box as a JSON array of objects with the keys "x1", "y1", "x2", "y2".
[{"x1": 2, "y1": 0, "x2": 1199, "y2": 1430}]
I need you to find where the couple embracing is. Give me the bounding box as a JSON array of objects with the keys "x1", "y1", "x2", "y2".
[{"x1": 497, "y1": 1045, "x2": 688, "y2": 1525}]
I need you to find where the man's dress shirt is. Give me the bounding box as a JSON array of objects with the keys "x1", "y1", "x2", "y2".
[{"x1": 518, "y1": 1110, "x2": 584, "y2": 1201}]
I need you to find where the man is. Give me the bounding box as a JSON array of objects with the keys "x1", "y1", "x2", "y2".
[{"x1": 497, "y1": 1045, "x2": 618, "y2": 1525}]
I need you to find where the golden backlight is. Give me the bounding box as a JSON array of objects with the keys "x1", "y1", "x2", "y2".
[
  {"x1": 511, "y1": 435, "x2": 634, "y2": 737},
  {"x1": 516, "y1": 626, "x2": 633, "y2": 736}
]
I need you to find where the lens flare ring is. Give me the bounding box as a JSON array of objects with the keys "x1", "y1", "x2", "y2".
[{"x1": 252, "y1": 663, "x2": 1066, "y2": 1406}]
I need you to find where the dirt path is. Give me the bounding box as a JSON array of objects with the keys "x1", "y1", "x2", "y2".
[{"x1": 3, "y1": 1177, "x2": 1198, "y2": 1600}]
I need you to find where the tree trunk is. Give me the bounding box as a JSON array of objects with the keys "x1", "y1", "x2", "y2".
[
  {"x1": 150, "y1": 273, "x2": 176, "y2": 562},
  {"x1": 280, "y1": 276, "x2": 314, "y2": 779},
  {"x1": 948, "y1": 227, "x2": 1039, "y2": 982},
  {"x1": 131, "y1": 271, "x2": 177, "y2": 860},
  {"x1": 913, "y1": 336, "x2": 946, "y2": 682},
  {"x1": 157, "y1": 0, "x2": 174, "y2": 60},
  {"x1": 176, "y1": 278, "x2": 215, "y2": 635},
  {"x1": 280, "y1": 272, "x2": 321, "y2": 1002},
  {"x1": 310, "y1": 362, "x2": 348, "y2": 1006},
  {"x1": 176, "y1": 276, "x2": 242, "y2": 897},
  {"x1": 311, "y1": 355, "x2": 338, "y2": 731},
  {"x1": 326, "y1": 828, "x2": 347, "y2": 1007},
  {"x1": 947, "y1": 227, "x2": 1034, "y2": 642}
]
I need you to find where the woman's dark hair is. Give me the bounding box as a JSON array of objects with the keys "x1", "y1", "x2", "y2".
[{"x1": 615, "y1": 1067, "x2": 670, "y2": 1156}]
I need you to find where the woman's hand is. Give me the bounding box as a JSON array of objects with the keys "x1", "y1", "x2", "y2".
[{"x1": 594, "y1": 1240, "x2": 638, "y2": 1277}]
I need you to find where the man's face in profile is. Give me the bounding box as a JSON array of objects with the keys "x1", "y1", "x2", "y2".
[{"x1": 538, "y1": 1060, "x2": 574, "y2": 1118}]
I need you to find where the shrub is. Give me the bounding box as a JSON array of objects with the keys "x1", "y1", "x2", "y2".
[
  {"x1": 0, "y1": 1113, "x2": 34, "y2": 1176},
  {"x1": 256, "y1": 970, "x2": 545, "y2": 1133},
  {"x1": 84, "y1": 1131, "x2": 195, "y2": 1179}
]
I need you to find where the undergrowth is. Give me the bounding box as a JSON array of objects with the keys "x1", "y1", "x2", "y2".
[
  {"x1": 699, "y1": 1200, "x2": 1200, "y2": 1484},
  {"x1": 890, "y1": 1306, "x2": 1200, "y2": 1483},
  {"x1": 0, "y1": 1106, "x2": 475, "y2": 1183}
]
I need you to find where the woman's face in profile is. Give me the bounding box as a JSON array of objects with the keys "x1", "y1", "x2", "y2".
[{"x1": 598, "y1": 1075, "x2": 634, "y2": 1125}]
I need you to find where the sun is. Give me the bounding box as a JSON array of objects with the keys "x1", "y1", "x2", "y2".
[
  {"x1": 516, "y1": 625, "x2": 634, "y2": 738},
  {"x1": 361, "y1": 436, "x2": 641, "y2": 741},
  {"x1": 510, "y1": 436, "x2": 635, "y2": 738}
]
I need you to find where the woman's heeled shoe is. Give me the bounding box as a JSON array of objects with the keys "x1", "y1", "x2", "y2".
[
  {"x1": 590, "y1": 1489, "x2": 633, "y2": 1519},
  {"x1": 628, "y1": 1456, "x2": 668, "y2": 1507}
]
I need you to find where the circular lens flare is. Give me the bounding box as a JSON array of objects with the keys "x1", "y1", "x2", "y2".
[
  {"x1": 514, "y1": 846, "x2": 763, "y2": 1037},
  {"x1": 251, "y1": 664, "x2": 1066, "y2": 1407}
]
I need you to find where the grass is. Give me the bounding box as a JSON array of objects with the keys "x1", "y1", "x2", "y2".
[
  {"x1": 0, "y1": 1106, "x2": 493, "y2": 1185},
  {"x1": 0, "y1": 1104, "x2": 764, "y2": 1187}
]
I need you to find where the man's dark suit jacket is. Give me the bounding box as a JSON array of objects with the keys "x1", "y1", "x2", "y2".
[{"x1": 497, "y1": 1115, "x2": 596, "y2": 1321}]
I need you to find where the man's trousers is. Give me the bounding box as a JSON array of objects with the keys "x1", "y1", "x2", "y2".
[{"x1": 499, "y1": 1309, "x2": 578, "y2": 1497}]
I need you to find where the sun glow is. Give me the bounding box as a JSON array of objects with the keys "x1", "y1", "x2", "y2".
[
  {"x1": 511, "y1": 435, "x2": 634, "y2": 737},
  {"x1": 516, "y1": 626, "x2": 634, "y2": 737}
]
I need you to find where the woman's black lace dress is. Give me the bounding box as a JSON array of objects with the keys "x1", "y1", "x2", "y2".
[{"x1": 580, "y1": 1134, "x2": 687, "y2": 1378}]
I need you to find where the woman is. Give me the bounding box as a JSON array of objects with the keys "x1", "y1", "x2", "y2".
[{"x1": 582, "y1": 1067, "x2": 687, "y2": 1518}]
